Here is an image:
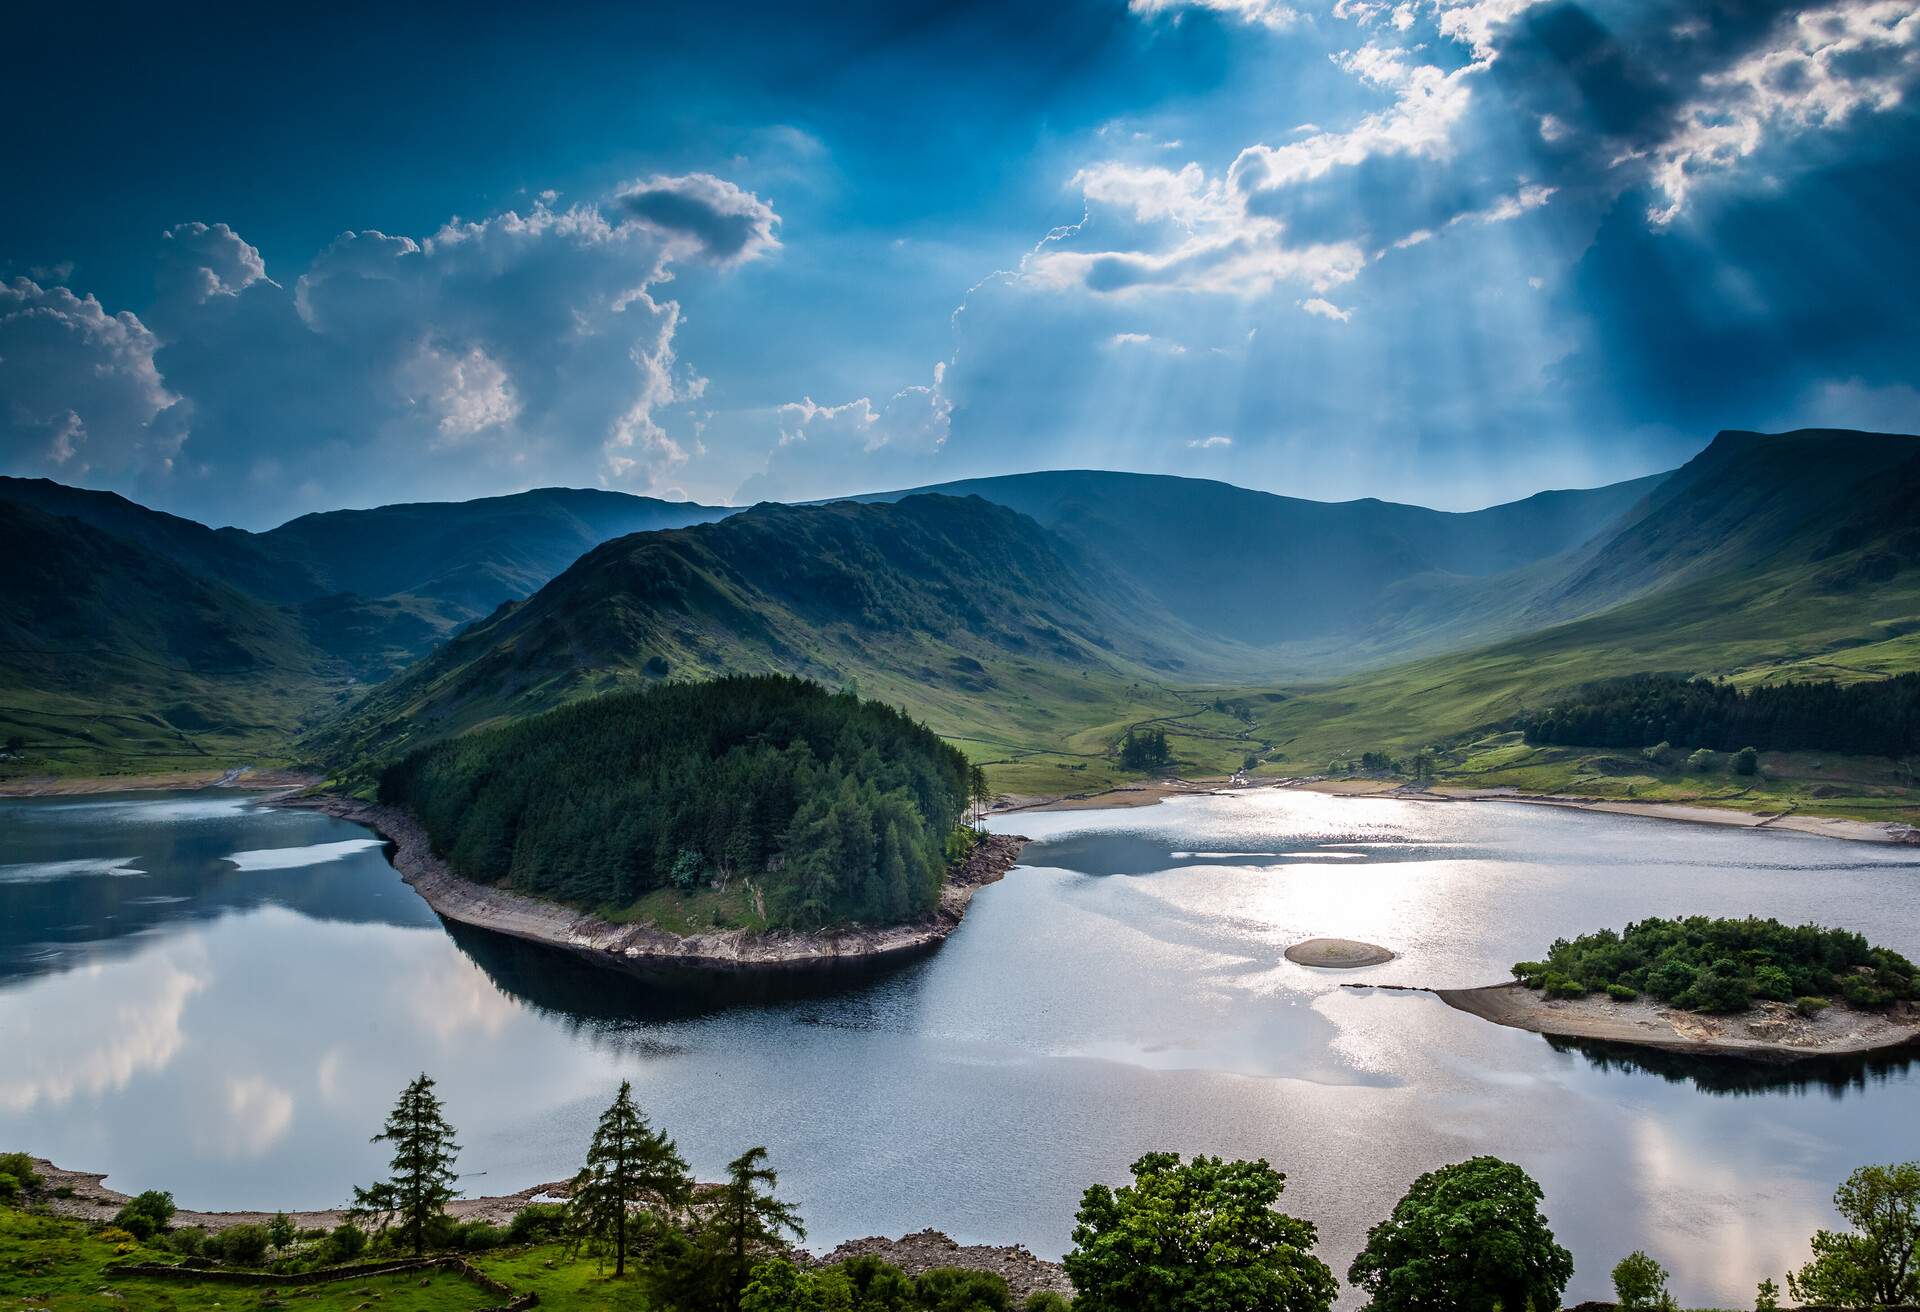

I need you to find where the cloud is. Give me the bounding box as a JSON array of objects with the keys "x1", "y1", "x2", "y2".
[
  {"x1": 1299, "y1": 297, "x2": 1353, "y2": 322},
  {"x1": 616, "y1": 172, "x2": 782, "y2": 265},
  {"x1": 1186, "y1": 434, "x2": 1234, "y2": 447},
  {"x1": 1106, "y1": 331, "x2": 1187, "y2": 354},
  {"x1": 0, "y1": 277, "x2": 180, "y2": 478},
  {"x1": 1, "y1": 176, "x2": 779, "y2": 525},
  {"x1": 738, "y1": 362, "x2": 952, "y2": 502},
  {"x1": 1129, "y1": 0, "x2": 1302, "y2": 29},
  {"x1": 1648, "y1": 0, "x2": 1920, "y2": 222}
]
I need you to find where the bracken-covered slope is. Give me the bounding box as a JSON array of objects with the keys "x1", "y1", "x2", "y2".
[{"x1": 314, "y1": 493, "x2": 1261, "y2": 771}]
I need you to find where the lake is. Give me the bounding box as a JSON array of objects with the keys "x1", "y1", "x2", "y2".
[{"x1": 3, "y1": 785, "x2": 1918, "y2": 1305}]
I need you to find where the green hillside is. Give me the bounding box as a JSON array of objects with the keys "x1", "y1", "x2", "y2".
[
  {"x1": 0, "y1": 504, "x2": 339, "y2": 776},
  {"x1": 310, "y1": 494, "x2": 1269, "y2": 785},
  {"x1": 856, "y1": 467, "x2": 1665, "y2": 653}
]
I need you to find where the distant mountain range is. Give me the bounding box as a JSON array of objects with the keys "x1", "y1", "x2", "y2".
[{"x1": 4, "y1": 428, "x2": 1918, "y2": 786}]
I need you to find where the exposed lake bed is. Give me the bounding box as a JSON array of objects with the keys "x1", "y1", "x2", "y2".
[{"x1": 4, "y1": 785, "x2": 1919, "y2": 1306}]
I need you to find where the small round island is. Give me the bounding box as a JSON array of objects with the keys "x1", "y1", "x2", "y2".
[{"x1": 1285, "y1": 937, "x2": 1396, "y2": 969}]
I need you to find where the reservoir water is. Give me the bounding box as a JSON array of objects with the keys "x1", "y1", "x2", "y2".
[{"x1": 3, "y1": 785, "x2": 1918, "y2": 1305}]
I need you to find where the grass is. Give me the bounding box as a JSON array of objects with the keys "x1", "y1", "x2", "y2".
[
  {"x1": 599, "y1": 884, "x2": 771, "y2": 935},
  {"x1": 0, "y1": 1207, "x2": 501, "y2": 1311}
]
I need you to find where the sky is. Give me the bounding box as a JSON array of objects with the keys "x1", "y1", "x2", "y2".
[{"x1": 3, "y1": 0, "x2": 1917, "y2": 528}]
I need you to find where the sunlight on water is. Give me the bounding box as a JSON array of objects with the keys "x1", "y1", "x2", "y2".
[{"x1": 1, "y1": 786, "x2": 1917, "y2": 1307}]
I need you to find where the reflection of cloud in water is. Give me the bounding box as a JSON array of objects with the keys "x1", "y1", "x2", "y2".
[
  {"x1": 225, "y1": 839, "x2": 384, "y2": 871},
  {"x1": 0, "y1": 946, "x2": 207, "y2": 1111},
  {"x1": 0, "y1": 856, "x2": 145, "y2": 883},
  {"x1": 404, "y1": 951, "x2": 525, "y2": 1042},
  {"x1": 1627, "y1": 1114, "x2": 1826, "y2": 1295},
  {"x1": 22, "y1": 795, "x2": 255, "y2": 825},
  {"x1": 208, "y1": 1075, "x2": 296, "y2": 1158}
]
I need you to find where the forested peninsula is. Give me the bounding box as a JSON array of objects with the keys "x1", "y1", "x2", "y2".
[{"x1": 303, "y1": 676, "x2": 1027, "y2": 972}]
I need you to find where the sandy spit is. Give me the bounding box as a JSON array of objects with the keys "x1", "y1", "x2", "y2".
[
  {"x1": 278, "y1": 794, "x2": 1029, "y2": 973},
  {"x1": 1433, "y1": 980, "x2": 1920, "y2": 1063}
]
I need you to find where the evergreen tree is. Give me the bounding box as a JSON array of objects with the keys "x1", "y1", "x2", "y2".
[
  {"x1": 569, "y1": 1081, "x2": 692, "y2": 1276},
  {"x1": 713, "y1": 1146, "x2": 807, "y2": 1312},
  {"x1": 351, "y1": 1073, "x2": 461, "y2": 1257},
  {"x1": 969, "y1": 764, "x2": 990, "y2": 827}
]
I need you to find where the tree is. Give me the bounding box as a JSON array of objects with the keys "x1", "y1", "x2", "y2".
[
  {"x1": 1787, "y1": 1162, "x2": 1920, "y2": 1309},
  {"x1": 1687, "y1": 748, "x2": 1715, "y2": 772},
  {"x1": 712, "y1": 1146, "x2": 807, "y2": 1311},
  {"x1": 569, "y1": 1081, "x2": 692, "y2": 1276},
  {"x1": 1754, "y1": 1277, "x2": 1780, "y2": 1311},
  {"x1": 113, "y1": 1189, "x2": 176, "y2": 1240},
  {"x1": 267, "y1": 1210, "x2": 296, "y2": 1254},
  {"x1": 1064, "y1": 1152, "x2": 1337, "y2": 1312},
  {"x1": 970, "y1": 764, "x2": 991, "y2": 828},
  {"x1": 1347, "y1": 1157, "x2": 1572, "y2": 1312},
  {"x1": 352, "y1": 1073, "x2": 461, "y2": 1257},
  {"x1": 1612, "y1": 1251, "x2": 1677, "y2": 1311},
  {"x1": 1733, "y1": 745, "x2": 1760, "y2": 776}
]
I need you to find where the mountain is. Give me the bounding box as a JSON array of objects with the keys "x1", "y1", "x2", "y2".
[
  {"x1": 856, "y1": 468, "x2": 1665, "y2": 648},
  {"x1": 259, "y1": 488, "x2": 730, "y2": 619},
  {"x1": 1253, "y1": 430, "x2": 1920, "y2": 785},
  {"x1": 312, "y1": 494, "x2": 1261, "y2": 773},
  {"x1": 0, "y1": 503, "x2": 338, "y2": 771}
]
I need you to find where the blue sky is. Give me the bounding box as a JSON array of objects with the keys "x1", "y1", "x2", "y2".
[{"x1": 4, "y1": 0, "x2": 1917, "y2": 527}]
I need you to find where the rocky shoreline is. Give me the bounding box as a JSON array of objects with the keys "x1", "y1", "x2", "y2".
[
  {"x1": 277, "y1": 794, "x2": 1029, "y2": 974},
  {"x1": 1433, "y1": 980, "x2": 1920, "y2": 1063}
]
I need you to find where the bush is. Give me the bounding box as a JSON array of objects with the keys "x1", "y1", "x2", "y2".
[
  {"x1": 915, "y1": 1267, "x2": 1011, "y2": 1312},
  {"x1": 165, "y1": 1226, "x2": 208, "y2": 1257},
  {"x1": 1511, "y1": 961, "x2": 1549, "y2": 985},
  {"x1": 1752, "y1": 965, "x2": 1795, "y2": 1001},
  {"x1": 267, "y1": 1210, "x2": 295, "y2": 1252},
  {"x1": 506, "y1": 1202, "x2": 570, "y2": 1244},
  {"x1": 1542, "y1": 973, "x2": 1586, "y2": 999},
  {"x1": 454, "y1": 1221, "x2": 508, "y2": 1252},
  {"x1": 1688, "y1": 748, "x2": 1716, "y2": 772},
  {"x1": 213, "y1": 1223, "x2": 270, "y2": 1266},
  {"x1": 1796, "y1": 995, "x2": 1831, "y2": 1016},
  {"x1": 0, "y1": 1153, "x2": 43, "y2": 1202},
  {"x1": 112, "y1": 1190, "x2": 176, "y2": 1240},
  {"x1": 1606, "y1": 983, "x2": 1639, "y2": 1002},
  {"x1": 1733, "y1": 745, "x2": 1761, "y2": 776},
  {"x1": 1023, "y1": 1296, "x2": 1072, "y2": 1312},
  {"x1": 322, "y1": 1221, "x2": 367, "y2": 1263}
]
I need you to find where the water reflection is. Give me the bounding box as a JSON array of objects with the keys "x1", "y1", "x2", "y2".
[
  {"x1": 4, "y1": 786, "x2": 1920, "y2": 1309},
  {"x1": 1546, "y1": 1033, "x2": 1920, "y2": 1097}
]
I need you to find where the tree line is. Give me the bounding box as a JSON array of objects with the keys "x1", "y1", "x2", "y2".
[
  {"x1": 379, "y1": 675, "x2": 974, "y2": 929},
  {"x1": 11, "y1": 1084, "x2": 1919, "y2": 1311},
  {"x1": 1517, "y1": 672, "x2": 1920, "y2": 758}
]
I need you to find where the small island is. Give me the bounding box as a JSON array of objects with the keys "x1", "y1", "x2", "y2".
[
  {"x1": 1440, "y1": 916, "x2": 1920, "y2": 1062},
  {"x1": 1286, "y1": 938, "x2": 1395, "y2": 968},
  {"x1": 294, "y1": 675, "x2": 1028, "y2": 972}
]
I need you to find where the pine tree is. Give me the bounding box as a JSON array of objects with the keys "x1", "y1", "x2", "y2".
[
  {"x1": 969, "y1": 764, "x2": 990, "y2": 827},
  {"x1": 568, "y1": 1081, "x2": 692, "y2": 1276},
  {"x1": 351, "y1": 1073, "x2": 460, "y2": 1257},
  {"x1": 713, "y1": 1146, "x2": 805, "y2": 1311}
]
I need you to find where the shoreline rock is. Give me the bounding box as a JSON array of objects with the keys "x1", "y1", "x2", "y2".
[{"x1": 276, "y1": 793, "x2": 1030, "y2": 975}]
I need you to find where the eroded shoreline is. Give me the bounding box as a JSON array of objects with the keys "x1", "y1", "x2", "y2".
[{"x1": 278, "y1": 794, "x2": 1030, "y2": 974}]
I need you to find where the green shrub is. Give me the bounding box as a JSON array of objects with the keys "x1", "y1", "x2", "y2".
[
  {"x1": 213, "y1": 1223, "x2": 270, "y2": 1266},
  {"x1": 0, "y1": 1153, "x2": 43, "y2": 1202},
  {"x1": 1023, "y1": 1295, "x2": 1072, "y2": 1312},
  {"x1": 1796, "y1": 995, "x2": 1831, "y2": 1016},
  {"x1": 1733, "y1": 746, "x2": 1760, "y2": 776},
  {"x1": 454, "y1": 1221, "x2": 508, "y2": 1251},
  {"x1": 505, "y1": 1202, "x2": 569, "y2": 1244},
  {"x1": 1612, "y1": 1249, "x2": 1678, "y2": 1311},
  {"x1": 166, "y1": 1226, "x2": 208, "y2": 1257},
  {"x1": 1543, "y1": 973, "x2": 1586, "y2": 999},
  {"x1": 1752, "y1": 964, "x2": 1795, "y2": 1001},
  {"x1": 1511, "y1": 961, "x2": 1550, "y2": 985},
  {"x1": 914, "y1": 1267, "x2": 1011, "y2": 1312},
  {"x1": 1688, "y1": 748, "x2": 1716, "y2": 772},
  {"x1": 112, "y1": 1190, "x2": 175, "y2": 1240},
  {"x1": 322, "y1": 1221, "x2": 367, "y2": 1263},
  {"x1": 1606, "y1": 983, "x2": 1639, "y2": 1002}
]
